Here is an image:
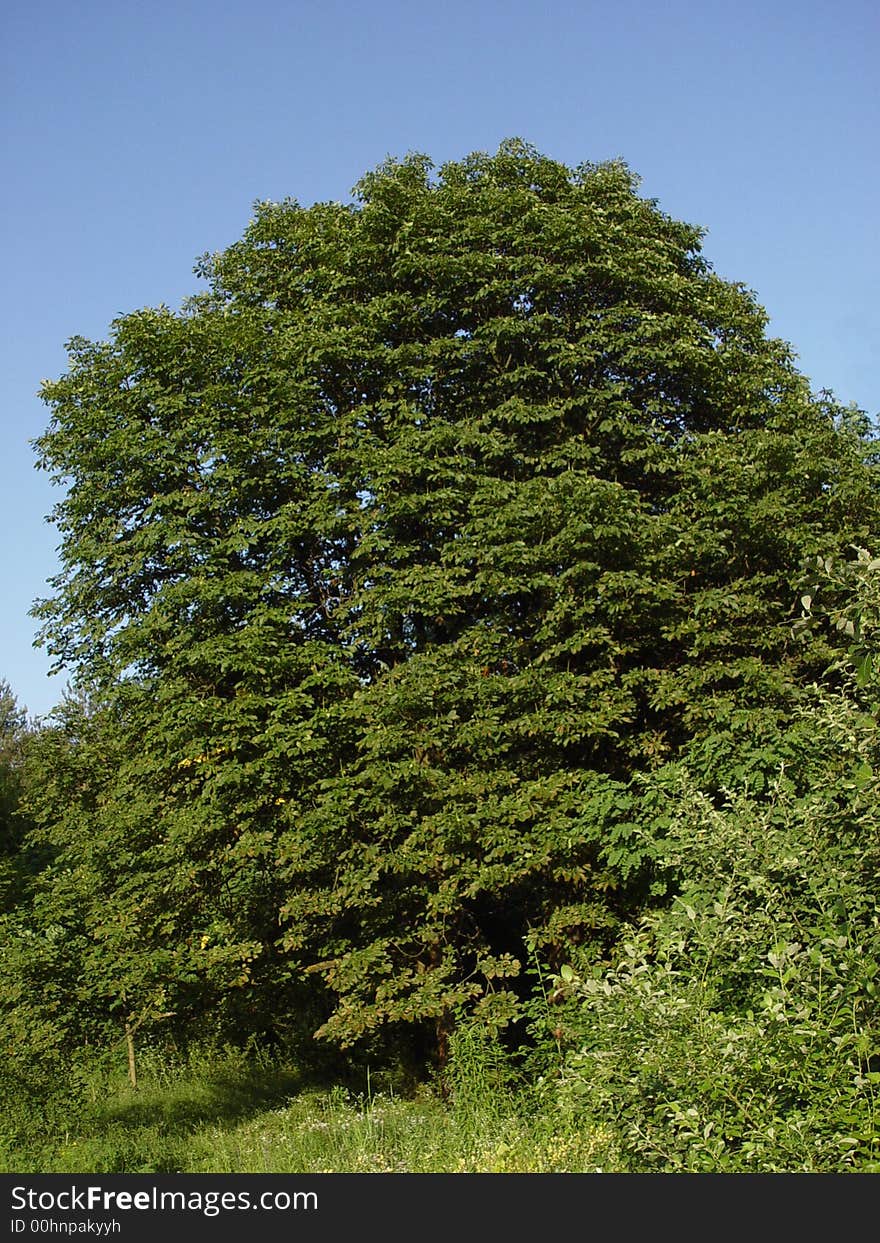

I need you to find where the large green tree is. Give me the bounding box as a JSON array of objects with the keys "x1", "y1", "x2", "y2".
[{"x1": 28, "y1": 141, "x2": 879, "y2": 1060}]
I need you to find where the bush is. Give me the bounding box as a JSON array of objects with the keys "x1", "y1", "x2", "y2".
[{"x1": 536, "y1": 684, "x2": 880, "y2": 1171}]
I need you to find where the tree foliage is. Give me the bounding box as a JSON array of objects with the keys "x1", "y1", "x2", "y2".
[
  {"x1": 538, "y1": 669, "x2": 880, "y2": 1170},
  {"x1": 23, "y1": 140, "x2": 880, "y2": 1058},
  {"x1": 0, "y1": 680, "x2": 30, "y2": 911}
]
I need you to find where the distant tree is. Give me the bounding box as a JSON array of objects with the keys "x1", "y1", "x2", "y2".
[
  {"x1": 0, "y1": 680, "x2": 30, "y2": 910},
  {"x1": 0, "y1": 679, "x2": 26, "y2": 782},
  {"x1": 29, "y1": 140, "x2": 880, "y2": 1061}
]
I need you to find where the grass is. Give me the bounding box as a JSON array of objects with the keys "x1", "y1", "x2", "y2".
[
  {"x1": 0, "y1": 1041, "x2": 619, "y2": 1174},
  {"x1": 184, "y1": 1085, "x2": 616, "y2": 1173}
]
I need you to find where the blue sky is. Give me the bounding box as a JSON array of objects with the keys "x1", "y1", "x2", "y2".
[{"x1": 2, "y1": 0, "x2": 878, "y2": 719}]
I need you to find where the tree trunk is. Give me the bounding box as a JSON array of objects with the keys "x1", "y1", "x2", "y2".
[
  {"x1": 125, "y1": 1022, "x2": 137, "y2": 1090},
  {"x1": 436, "y1": 1008, "x2": 453, "y2": 1100}
]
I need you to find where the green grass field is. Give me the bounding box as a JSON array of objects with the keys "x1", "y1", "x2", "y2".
[{"x1": 0, "y1": 1043, "x2": 617, "y2": 1175}]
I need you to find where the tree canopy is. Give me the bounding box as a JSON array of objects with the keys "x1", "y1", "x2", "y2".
[{"x1": 27, "y1": 140, "x2": 880, "y2": 1059}]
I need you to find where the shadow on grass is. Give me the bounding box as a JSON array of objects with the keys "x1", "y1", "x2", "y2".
[
  {"x1": 91, "y1": 1064, "x2": 309, "y2": 1135},
  {"x1": 5, "y1": 1046, "x2": 424, "y2": 1173},
  {"x1": 10, "y1": 1062, "x2": 330, "y2": 1173}
]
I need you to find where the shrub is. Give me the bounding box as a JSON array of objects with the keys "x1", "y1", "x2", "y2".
[{"x1": 537, "y1": 684, "x2": 880, "y2": 1171}]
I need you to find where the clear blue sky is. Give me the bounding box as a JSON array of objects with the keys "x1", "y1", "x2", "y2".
[{"x1": 2, "y1": 0, "x2": 878, "y2": 719}]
